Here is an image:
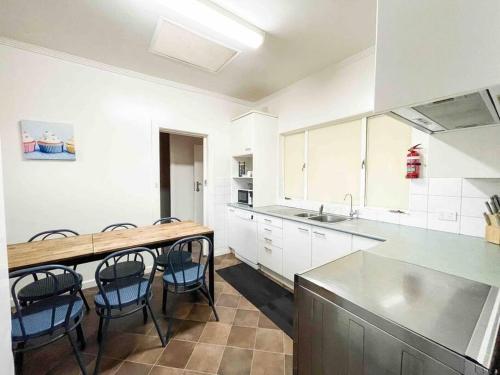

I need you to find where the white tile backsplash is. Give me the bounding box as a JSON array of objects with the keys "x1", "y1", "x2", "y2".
[
  {"x1": 409, "y1": 194, "x2": 428, "y2": 212},
  {"x1": 410, "y1": 178, "x2": 429, "y2": 195},
  {"x1": 427, "y1": 195, "x2": 461, "y2": 213},
  {"x1": 427, "y1": 213, "x2": 460, "y2": 233},
  {"x1": 460, "y1": 197, "x2": 486, "y2": 218},
  {"x1": 428, "y1": 178, "x2": 462, "y2": 197},
  {"x1": 400, "y1": 211, "x2": 428, "y2": 228},
  {"x1": 460, "y1": 216, "x2": 485, "y2": 237}
]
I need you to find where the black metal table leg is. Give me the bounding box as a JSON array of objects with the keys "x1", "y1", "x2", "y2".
[{"x1": 207, "y1": 232, "x2": 215, "y2": 300}]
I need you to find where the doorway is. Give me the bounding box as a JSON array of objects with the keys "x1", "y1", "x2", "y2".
[{"x1": 159, "y1": 132, "x2": 204, "y2": 224}]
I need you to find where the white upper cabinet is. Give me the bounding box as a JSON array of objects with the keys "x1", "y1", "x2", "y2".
[
  {"x1": 375, "y1": 0, "x2": 500, "y2": 112},
  {"x1": 230, "y1": 111, "x2": 279, "y2": 207}
]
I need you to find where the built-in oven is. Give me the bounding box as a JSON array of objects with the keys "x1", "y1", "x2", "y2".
[{"x1": 237, "y1": 189, "x2": 253, "y2": 206}]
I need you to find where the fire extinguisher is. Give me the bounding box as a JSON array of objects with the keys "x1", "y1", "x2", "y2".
[{"x1": 406, "y1": 144, "x2": 422, "y2": 179}]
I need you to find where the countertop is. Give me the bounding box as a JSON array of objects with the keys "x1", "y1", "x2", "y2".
[{"x1": 228, "y1": 203, "x2": 500, "y2": 288}]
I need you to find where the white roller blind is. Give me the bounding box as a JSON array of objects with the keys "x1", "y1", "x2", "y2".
[
  {"x1": 366, "y1": 115, "x2": 411, "y2": 210},
  {"x1": 307, "y1": 119, "x2": 362, "y2": 204},
  {"x1": 283, "y1": 132, "x2": 305, "y2": 199}
]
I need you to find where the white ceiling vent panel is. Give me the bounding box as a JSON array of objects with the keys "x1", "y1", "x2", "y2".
[{"x1": 150, "y1": 18, "x2": 239, "y2": 73}]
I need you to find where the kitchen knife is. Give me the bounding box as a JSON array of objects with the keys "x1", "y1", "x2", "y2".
[
  {"x1": 490, "y1": 197, "x2": 499, "y2": 213},
  {"x1": 483, "y1": 212, "x2": 491, "y2": 225},
  {"x1": 485, "y1": 201, "x2": 494, "y2": 215},
  {"x1": 494, "y1": 195, "x2": 500, "y2": 210}
]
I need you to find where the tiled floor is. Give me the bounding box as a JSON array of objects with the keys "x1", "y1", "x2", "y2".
[{"x1": 21, "y1": 253, "x2": 293, "y2": 375}]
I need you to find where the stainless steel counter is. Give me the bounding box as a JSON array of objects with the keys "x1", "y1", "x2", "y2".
[{"x1": 296, "y1": 251, "x2": 500, "y2": 374}]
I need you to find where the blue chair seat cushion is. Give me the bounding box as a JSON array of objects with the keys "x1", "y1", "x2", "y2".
[
  {"x1": 94, "y1": 278, "x2": 150, "y2": 308},
  {"x1": 18, "y1": 272, "x2": 83, "y2": 301},
  {"x1": 156, "y1": 250, "x2": 192, "y2": 267},
  {"x1": 11, "y1": 295, "x2": 84, "y2": 340},
  {"x1": 98, "y1": 261, "x2": 144, "y2": 282},
  {"x1": 163, "y1": 262, "x2": 204, "y2": 286}
]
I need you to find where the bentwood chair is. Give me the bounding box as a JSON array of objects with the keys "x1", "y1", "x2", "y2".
[
  {"x1": 153, "y1": 217, "x2": 193, "y2": 312},
  {"x1": 10, "y1": 265, "x2": 87, "y2": 375},
  {"x1": 93, "y1": 247, "x2": 165, "y2": 375},
  {"x1": 98, "y1": 223, "x2": 141, "y2": 283},
  {"x1": 19, "y1": 230, "x2": 90, "y2": 312},
  {"x1": 162, "y1": 236, "x2": 218, "y2": 340}
]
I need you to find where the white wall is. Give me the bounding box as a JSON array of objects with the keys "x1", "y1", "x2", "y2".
[
  {"x1": 0, "y1": 43, "x2": 250, "y2": 285},
  {"x1": 255, "y1": 48, "x2": 375, "y2": 133},
  {"x1": 0, "y1": 140, "x2": 14, "y2": 375},
  {"x1": 169, "y1": 134, "x2": 202, "y2": 221}
]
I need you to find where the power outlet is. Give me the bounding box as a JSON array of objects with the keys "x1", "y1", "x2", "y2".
[{"x1": 438, "y1": 211, "x2": 457, "y2": 221}]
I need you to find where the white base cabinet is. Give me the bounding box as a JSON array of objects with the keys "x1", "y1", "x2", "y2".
[
  {"x1": 311, "y1": 227, "x2": 353, "y2": 268},
  {"x1": 283, "y1": 221, "x2": 312, "y2": 281},
  {"x1": 228, "y1": 207, "x2": 384, "y2": 282}
]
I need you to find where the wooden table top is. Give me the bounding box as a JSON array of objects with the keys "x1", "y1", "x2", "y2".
[
  {"x1": 7, "y1": 234, "x2": 94, "y2": 271},
  {"x1": 92, "y1": 221, "x2": 213, "y2": 254},
  {"x1": 7, "y1": 221, "x2": 214, "y2": 270}
]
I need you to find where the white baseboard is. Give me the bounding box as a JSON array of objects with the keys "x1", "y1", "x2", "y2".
[{"x1": 214, "y1": 247, "x2": 231, "y2": 257}]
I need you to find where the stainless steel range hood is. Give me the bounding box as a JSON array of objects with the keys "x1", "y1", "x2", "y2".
[{"x1": 390, "y1": 86, "x2": 500, "y2": 133}]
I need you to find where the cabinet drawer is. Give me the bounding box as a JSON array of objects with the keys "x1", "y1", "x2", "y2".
[
  {"x1": 258, "y1": 242, "x2": 282, "y2": 275},
  {"x1": 259, "y1": 232, "x2": 283, "y2": 248},
  {"x1": 258, "y1": 215, "x2": 283, "y2": 228},
  {"x1": 258, "y1": 223, "x2": 283, "y2": 238}
]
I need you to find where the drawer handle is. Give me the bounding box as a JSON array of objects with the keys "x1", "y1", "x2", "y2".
[
  {"x1": 264, "y1": 228, "x2": 272, "y2": 232},
  {"x1": 313, "y1": 231, "x2": 326, "y2": 237},
  {"x1": 229, "y1": 209, "x2": 234, "y2": 212},
  {"x1": 298, "y1": 227, "x2": 309, "y2": 232},
  {"x1": 264, "y1": 246, "x2": 272, "y2": 252},
  {"x1": 264, "y1": 219, "x2": 272, "y2": 223},
  {"x1": 264, "y1": 237, "x2": 272, "y2": 242}
]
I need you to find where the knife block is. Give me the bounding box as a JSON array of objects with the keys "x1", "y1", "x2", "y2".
[{"x1": 485, "y1": 214, "x2": 500, "y2": 245}]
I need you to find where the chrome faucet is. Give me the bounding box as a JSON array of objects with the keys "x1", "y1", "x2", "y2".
[
  {"x1": 344, "y1": 193, "x2": 358, "y2": 218},
  {"x1": 319, "y1": 204, "x2": 324, "y2": 216}
]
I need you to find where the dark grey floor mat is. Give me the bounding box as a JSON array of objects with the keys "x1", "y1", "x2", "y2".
[{"x1": 216, "y1": 263, "x2": 294, "y2": 337}]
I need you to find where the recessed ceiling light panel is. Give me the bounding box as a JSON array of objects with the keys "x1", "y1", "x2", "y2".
[
  {"x1": 162, "y1": 0, "x2": 265, "y2": 49},
  {"x1": 150, "y1": 18, "x2": 239, "y2": 73}
]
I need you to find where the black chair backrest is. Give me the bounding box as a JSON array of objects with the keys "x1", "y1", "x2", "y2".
[
  {"x1": 101, "y1": 223, "x2": 137, "y2": 232},
  {"x1": 153, "y1": 217, "x2": 181, "y2": 225},
  {"x1": 94, "y1": 247, "x2": 156, "y2": 311},
  {"x1": 28, "y1": 229, "x2": 79, "y2": 242},
  {"x1": 10, "y1": 265, "x2": 81, "y2": 340},
  {"x1": 167, "y1": 235, "x2": 212, "y2": 289}
]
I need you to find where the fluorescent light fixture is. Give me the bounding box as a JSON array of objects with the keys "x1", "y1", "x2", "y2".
[{"x1": 163, "y1": 0, "x2": 265, "y2": 49}]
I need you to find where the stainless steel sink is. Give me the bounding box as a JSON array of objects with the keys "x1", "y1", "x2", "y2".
[
  {"x1": 308, "y1": 214, "x2": 350, "y2": 223},
  {"x1": 295, "y1": 212, "x2": 318, "y2": 218}
]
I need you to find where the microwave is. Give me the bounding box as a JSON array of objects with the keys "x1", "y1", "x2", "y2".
[{"x1": 237, "y1": 190, "x2": 253, "y2": 206}]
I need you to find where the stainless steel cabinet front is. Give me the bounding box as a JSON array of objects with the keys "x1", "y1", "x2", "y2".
[{"x1": 295, "y1": 286, "x2": 461, "y2": 375}]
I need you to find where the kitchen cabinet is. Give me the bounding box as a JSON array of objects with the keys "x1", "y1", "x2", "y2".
[
  {"x1": 311, "y1": 227, "x2": 352, "y2": 268},
  {"x1": 227, "y1": 207, "x2": 257, "y2": 266},
  {"x1": 283, "y1": 220, "x2": 312, "y2": 281},
  {"x1": 375, "y1": 1, "x2": 500, "y2": 112},
  {"x1": 230, "y1": 111, "x2": 279, "y2": 207},
  {"x1": 351, "y1": 235, "x2": 381, "y2": 251},
  {"x1": 257, "y1": 214, "x2": 284, "y2": 274}
]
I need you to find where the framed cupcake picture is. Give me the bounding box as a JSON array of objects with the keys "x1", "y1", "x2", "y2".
[{"x1": 20, "y1": 120, "x2": 76, "y2": 160}]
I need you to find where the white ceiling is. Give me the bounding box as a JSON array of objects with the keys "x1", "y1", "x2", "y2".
[{"x1": 0, "y1": 0, "x2": 376, "y2": 102}]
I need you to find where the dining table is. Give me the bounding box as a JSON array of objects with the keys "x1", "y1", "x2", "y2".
[{"x1": 7, "y1": 221, "x2": 216, "y2": 299}]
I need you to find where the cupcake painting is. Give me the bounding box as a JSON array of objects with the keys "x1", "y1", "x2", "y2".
[{"x1": 20, "y1": 120, "x2": 76, "y2": 160}]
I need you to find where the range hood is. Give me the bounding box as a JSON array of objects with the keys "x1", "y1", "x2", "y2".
[{"x1": 390, "y1": 86, "x2": 500, "y2": 133}]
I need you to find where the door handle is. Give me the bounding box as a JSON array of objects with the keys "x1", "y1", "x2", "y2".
[
  {"x1": 313, "y1": 231, "x2": 326, "y2": 237},
  {"x1": 195, "y1": 181, "x2": 202, "y2": 192}
]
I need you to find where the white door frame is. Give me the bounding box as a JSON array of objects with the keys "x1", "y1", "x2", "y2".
[{"x1": 150, "y1": 121, "x2": 208, "y2": 226}]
